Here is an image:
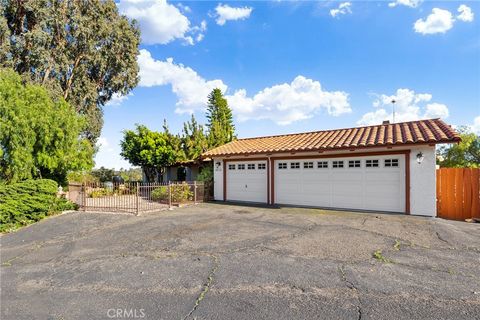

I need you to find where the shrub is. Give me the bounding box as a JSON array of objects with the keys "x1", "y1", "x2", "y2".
[
  {"x1": 151, "y1": 183, "x2": 193, "y2": 203},
  {"x1": 0, "y1": 179, "x2": 77, "y2": 232}
]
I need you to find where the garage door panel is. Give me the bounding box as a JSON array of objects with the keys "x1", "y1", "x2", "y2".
[
  {"x1": 275, "y1": 156, "x2": 405, "y2": 212},
  {"x1": 226, "y1": 161, "x2": 267, "y2": 203}
]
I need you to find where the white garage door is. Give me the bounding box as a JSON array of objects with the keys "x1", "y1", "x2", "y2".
[
  {"x1": 226, "y1": 161, "x2": 268, "y2": 203},
  {"x1": 274, "y1": 155, "x2": 405, "y2": 212}
]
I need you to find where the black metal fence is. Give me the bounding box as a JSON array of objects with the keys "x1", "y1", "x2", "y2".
[{"x1": 68, "y1": 181, "x2": 206, "y2": 215}]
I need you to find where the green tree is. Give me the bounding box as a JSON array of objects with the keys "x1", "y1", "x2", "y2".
[
  {"x1": 117, "y1": 167, "x2": 142, "y2": 182},
  {"x1": 120, "y1": 125, "x2": 177, "y2": 182},
  {"x1": 206, "y1": 88, "x2": 235, "y2": 148},
  {"x1": 91, "y1": 166, "x2": 115, "y2": 182},
  {"x1": 1, "y1": 0, "x2": 140, "y2": 143},
  {"x1": 182, "y1": 114, "x2": 208, "y2": 160},
  {"x1": 437, "y1": 127, "x2": 480, "y2": 168},
  {"x1": 0, "y1": 69, "x2": 94, "y2": 184},
  {"x1": 163, "y1": 119, "x2": 185, "y2": 162}
]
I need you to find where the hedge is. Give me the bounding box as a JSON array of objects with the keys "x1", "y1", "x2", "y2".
[{"x1": 0, "y1": 179, "x2": 77, "y2": 232}]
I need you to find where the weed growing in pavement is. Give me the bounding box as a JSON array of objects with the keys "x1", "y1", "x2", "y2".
[{"x1": 373, "y1": 250, "x2": 392, "y2": 263}]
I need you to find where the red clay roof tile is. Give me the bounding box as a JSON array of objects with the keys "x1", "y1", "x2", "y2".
[{"x1": 202, "y1": 119, "x2": 460, "y2": 157}]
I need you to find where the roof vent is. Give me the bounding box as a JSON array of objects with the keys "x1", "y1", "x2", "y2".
[{"x1": 382, "y1": 120, "x2": 390, "y2": 125}]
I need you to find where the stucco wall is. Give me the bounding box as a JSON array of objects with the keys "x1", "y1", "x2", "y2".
[{"x1": 212, "y1": 145, "x2": 438, "y2": 217}]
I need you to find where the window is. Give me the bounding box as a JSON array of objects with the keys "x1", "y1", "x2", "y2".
[
  {"x1": 290, "y1": 162, "x2": 300, "y2": 169},
  {"x1": 332, "y1": 160, "x2": 344, "y2": 168},
  {"x1": 258, "y1": 163, "x2": 266, "y2": 170},
  {"x1": 247, "y1": 163, "x2": 255, "y2": 170},
  {"x1": 317, "y1": 161, "x2": 328, "y2": 168},
  {"x1": 238, "y1": 164, "x2": 245, "y2": 170},
  {"x1": 228, "y1": 164, "x2": 235, "y2": 170},
  {"x1": 303, "y1": 161, "x2": 314, "y2": 169},
  {"x1": 348, "y1": 160, "x2": 361, "y2": 168},
  {"x1": 366, "y1": 159, "x2": 379, "y2": 168},
  {"x1": 385, "y1": 159, "x2": 399, "y2": 167},
  {"x1": 278, "y1": 163, "x2": 287, "y2": 169}
]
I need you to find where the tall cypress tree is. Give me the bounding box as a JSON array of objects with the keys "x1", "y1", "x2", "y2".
[{"x1": 206, "y1": 88, "x2": 235, "y2": 148}]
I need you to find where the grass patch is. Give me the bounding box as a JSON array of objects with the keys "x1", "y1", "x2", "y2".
[{"x1": 373, "y1": 250, "x2": 393, "y2": 263}]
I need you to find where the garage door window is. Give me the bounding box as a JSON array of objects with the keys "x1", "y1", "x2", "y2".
[
  {"x1": 258, "y1": 163, "x2": 266, "y2": 170},
  {"x1": 385, "y1": 159, "x2": 399, "y2": 167},
  {"x1": 348, "y1": 160, "x2": 361, "y2": 168},
  {"x1": 366, "y1": 159, "x2": 379, "y2": 168},
  {"x1": 278, "y1": 163, "x2": 287, "y2": 169},
  {"x1": 303, "y1": 162, "x2": 314, "y2": 169},
  {"x1": 290, "y1": 162, "x2": 300, "y2": 169},
  {"x1": 247, "y1": 163, "x2": 255, "y2": 170},
  {"x1": 317, "y1": 161, "x2": 328, "y2": 168},
  {"x1": 332, "y1": 161, "x2": 344, "y2": 168},
  {"x1": 238, "y1": 164, "x2": 245, "y2": 170},
  {"x1": 228, "y1": 164, "x2": 235, "y2": 170}
]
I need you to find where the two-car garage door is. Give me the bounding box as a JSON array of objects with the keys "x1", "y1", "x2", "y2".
[
  {"x1": 274, "y1": 155, "x2": 405, "y2": 212},
  {"x1": 225, "y1": 155, "x2": 405, "y2": 213}
]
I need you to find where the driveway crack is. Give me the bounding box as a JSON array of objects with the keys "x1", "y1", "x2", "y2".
[
  {"x1": 182, "y1": 253, "x2": 219, "y2": 320},
  {"x1": 339, "y1": 265, "x2": 362, "y2": 320}
]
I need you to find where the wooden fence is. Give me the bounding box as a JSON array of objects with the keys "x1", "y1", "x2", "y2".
[{"x1": 436, "y1": 168, "x2": 480, "y2": 221}]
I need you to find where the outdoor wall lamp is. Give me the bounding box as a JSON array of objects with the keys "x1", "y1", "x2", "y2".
[
  {"x1": 215, "y1": 161, "x2": 221, "y2": 169},
  {"x1": 416, "y1": 152, "x2": 424, "y2": 164}
]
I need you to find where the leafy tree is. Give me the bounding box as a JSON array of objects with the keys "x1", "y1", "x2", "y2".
[
  {"x1": 206, "y1": 88, "x2": 235, "y2": 148},
  {"x1": 91, "y1": 166, "x2": 115, "y2": 182},
  {"x1": 182, "y1": 114, "x2": 208, "y2": 160},
  {"x1": 163, "y1": 119, "x2": 185, "y2": 162},
  {"x1": 1, "y1": 0, "x2": 140, "y2": 143},
  {"x1": 437, "y1": 127, "x2": 480, "y2": 168},
  {"x1": 120, "y1": 125, "x2": 177, "y2": 182},
  {"x1": 0, "y1": 68, "x2": 94, "y2": 184},
  {"x1": 118, "y1": 167, "x2": 142, "y2": 182}
]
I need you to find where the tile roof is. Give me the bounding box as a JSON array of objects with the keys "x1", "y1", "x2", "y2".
[{"x1": 202, "y1": 119, "x2": 460, "y2": 157}]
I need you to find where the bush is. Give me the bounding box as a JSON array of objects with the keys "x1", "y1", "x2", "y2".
[
  {"x1": 0, "y1": 179, "x2": 77, "y2": 232},
  {"x1": 151, "y1": 183, "x2": 193, "y2": 203}
]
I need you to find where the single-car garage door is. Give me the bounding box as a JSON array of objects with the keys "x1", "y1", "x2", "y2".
[
  {"x1": 274, "y1": 155, "x2": 405, "y2": 212},
  {"x1": 226, "y1": 161, "x2": 268, "y2": 203}
]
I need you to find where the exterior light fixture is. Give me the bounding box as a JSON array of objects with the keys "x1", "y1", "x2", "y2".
[
  {"x1": 215, "y1": 161, "x2": 221, "y2": 169},
  {"x1": 416, "y1": 152, "x2": 424, "y2": 164}
]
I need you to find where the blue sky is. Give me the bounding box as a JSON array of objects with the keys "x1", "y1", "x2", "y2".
[{"x1": 96, "y1": 0, "x2": 480, "y2": 169}]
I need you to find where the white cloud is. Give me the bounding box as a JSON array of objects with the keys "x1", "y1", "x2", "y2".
[
  {"x1": 358, "y1": 88, "x2": 449, "y2": 125},
  {"x1": 388, "y1": 0, "x2": 422, "y2": 8},
  {"x1": 414, "y1": 8, "x2": 454, "y2": 34},
  {"x1": 457, "y1": 4, "x2": 474, "y2": 22},
  {"x1": 138, "y1": 49, "x2": 350, "y2": 125},
  {"x1": 137, "y1": 49, "x2": 227, "y2": 113},
  {"x1": 470, "y1": 116, "x2": 480, "y2": 135},
  {"x1": 117, "y1": 0, "x2": 205, "y2": 45},
  {"x1": 424, "y1": 103, "x2": 449, "y2": 119},
  {"x1": 227, "y1": 76, "x2": 351, "y2": 125},
  {"x1": 330, "y1": 2, "x2": 352, "y2": 18},
  {"x1": 105, "y1": 93, "x2": 132, "y2": 107},
  {"x1": 214, "y1": 4, "x2": 253, "y2": 26},
  {"x1": 96, "y1": 137, "x2": 110, "y2": 149}
]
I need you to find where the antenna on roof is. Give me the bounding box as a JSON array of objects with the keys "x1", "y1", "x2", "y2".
[{"x1": 391, "y1": 99, "x2": 396, "y2": 123}]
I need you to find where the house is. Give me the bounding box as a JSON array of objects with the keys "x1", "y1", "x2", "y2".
[
  {"x1": 152, "y1": 159, "x2": 211, "y2": 182},
  {"x1": 202, "y1": 118, "x2": 460, "y2": 217}
]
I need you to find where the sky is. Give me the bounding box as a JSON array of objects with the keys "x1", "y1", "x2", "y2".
[{"x1": 95, "y1": 0, "x2": 480, "y2": 169}]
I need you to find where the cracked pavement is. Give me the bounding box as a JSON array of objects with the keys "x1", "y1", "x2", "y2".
[{"x1": 1, "y1": 203, "x2": 480, "y2": 319}]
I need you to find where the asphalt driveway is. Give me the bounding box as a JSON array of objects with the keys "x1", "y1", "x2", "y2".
[{"x1": 1, "y1": 203, "x2": 479, "y2": 320}]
